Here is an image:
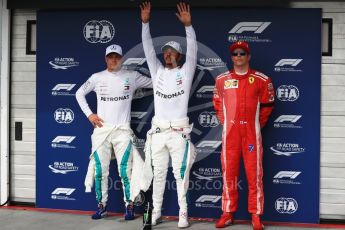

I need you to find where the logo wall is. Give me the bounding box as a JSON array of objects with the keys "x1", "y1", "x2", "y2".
[{"x1": 37, "y1": 9, "x2": 321, "y2": 223}]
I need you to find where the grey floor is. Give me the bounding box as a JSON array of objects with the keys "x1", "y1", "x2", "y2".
[{"x1": 0, "y1": 209, "x2": 344, "y2": 230}]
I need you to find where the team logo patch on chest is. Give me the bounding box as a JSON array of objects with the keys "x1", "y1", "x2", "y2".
[
  {"x1": 124, "y1": 78, "x2": 130, "y2": 91},
  {"x1": 176, "y1": 72, "x2": 183, "y2": 86},
  {"x1": 249, "y1": 77, "x2": 255, "y2": 84},
  {"x1": 224, "y1": 79, "x2": 239, "y2": 89}
]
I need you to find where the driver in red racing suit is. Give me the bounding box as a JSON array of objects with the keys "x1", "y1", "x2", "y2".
[{"x1": 213, "y1": 41, "x2": 274, "y2": 230}]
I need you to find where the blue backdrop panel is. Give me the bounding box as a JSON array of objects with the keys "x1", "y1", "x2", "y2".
[{"x1": 37, "y1": 8, "x2": 321, "y2": 223}]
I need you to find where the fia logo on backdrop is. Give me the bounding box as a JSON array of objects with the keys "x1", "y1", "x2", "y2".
[
  {"x1": 275, "y1": 198, "x2": 298, "y2": 214},
  {"x1": 276, "y1": 85, "x2": 299, "y2": 102},
  {"x1": 54, "y1": 108, "x2": 74, "y2": 124},
  {"x1": 198, "y1": 111, "x2": 219, "y2": 128},
  {"x1": 83, "y1": 20, "x2": 115, "y2": 43}
]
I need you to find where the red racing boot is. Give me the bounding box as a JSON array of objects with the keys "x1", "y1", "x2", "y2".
[
  {"x1": 251, "y1": 214, "x2": 264, "y2": 230},
  {"x1": 215, "y1": 212, "x2": 234, "y2": 228}
]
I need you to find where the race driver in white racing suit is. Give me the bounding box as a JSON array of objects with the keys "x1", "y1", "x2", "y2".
[
  {"x1": 140, "y1": 2, "x2": 198, "y2": 228},
  {"x1": 76, "y1": 44, "x2": 152, "y2": 220}
]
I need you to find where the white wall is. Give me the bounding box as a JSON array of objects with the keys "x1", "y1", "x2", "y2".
[
  {"x1": 0, "y1": 0, "x2": 3, "y2": 204},
  {"x1": 0, "y1": 0, "x2": 10, "y2": 205},
  {"x1": 292, "y1": 1, "x2": 345, "y2": 220},
  {"x1": 10, "y1": 9, "x2": 36, "y2": 203}
]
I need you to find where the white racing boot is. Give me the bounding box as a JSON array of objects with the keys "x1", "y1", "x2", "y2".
[
  {"x1": 178, "y1": 209, "x2": 189, "y2": 228},
  {"x1": 152, "y1": 210, "x2": 162, "y2": 226}
]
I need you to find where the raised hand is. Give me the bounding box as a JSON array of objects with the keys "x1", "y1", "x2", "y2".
[
  {"x1": 140, "y1": 1, "x2": 151, "y2": 23},
  {"x1": 176, "y1": 2, "x2": 191, "y2": 26}
]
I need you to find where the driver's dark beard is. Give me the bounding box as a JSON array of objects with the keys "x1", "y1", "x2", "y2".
[{"x1": 165, "y1": 58, "x2": 179, "y2": 69}]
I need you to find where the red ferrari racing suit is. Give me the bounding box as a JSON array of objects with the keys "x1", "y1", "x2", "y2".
[{"x1": 213, "y1": 69, "x2": 274, "y2": 215}]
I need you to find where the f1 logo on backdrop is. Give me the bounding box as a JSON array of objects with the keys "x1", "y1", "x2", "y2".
[
  {"x1": 276, "y1": 85, "x2": 299, "y2": 102},
  {"x1": 52, "y1": 136, "x2": 75, "y2": 144},
  {"x1": 274, "y1": 115, "x2": 302, "y2": 123},
  {"x1": 275, "y1": 198, "x2": 298, "y2": 214},
  {"x1": 274, "y1": 171, "x2": 301, "y2": 179},
  {"x1": 197, "y1": 86, "x2": 214, "y2": 94},
  {"x1": 274, "y1": 115, "x2": 302, "y2": 129},
  {"x1": 273, "y1": 171, "x2": 302, "y2": 185},
  {"x1": 196, "y1": 86, "x2": 214, "y2": 99},
  {"x1": 229, "y1": 22, "x2": 271, "y2": 34},
  {"x1": 51, "y1": 188, "x2": 75, "y2": 195},
  {"x1": 54, "y1": 108, "x2": 75, "y2": 124},
  {"x1": 122, "y1": 58, "x2": 146, "y2": 66},
  {"x1": 83, "y1": 20, "x2": 115, "y2": 43},
  {"x1": 52, "y1": 84, "x2": 76, "y2": 96},
  {"x1": 275, "y1": 59, "x2": 303, "y2": 67},
  {"x1": 196, "y1": 141, "x2": 222, "y2": 155},
  {"x1": 274, "y1": 59, "x2": 303, "y2": 72},
  {"x1": 121, "y1": 58, "x2": 151, "y2": 75},
  {"x1": 51, "y1": 136, "x2": 76, "y2": 149},
  {"x1": 52, "y1": 84, "x2": 76, "y2": 92},
  {"x1": 195, "y1": 195, "x2": 222, "y2": 208},
  {"x1": 228, "y1": 22, "x2": 272, "y2": 43},
  {"x1": 131, "y1": 112, "x2": 148, "y2": 119},
  {"x1": 196, "y1": 141, "x2": 222, "y2": 149},
  {"x1": 51, "y1": 188, "x2": 76, "y2": 201},
  {"x1": 196, "y1": 195, "x2": 222, "y2": 203}
]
